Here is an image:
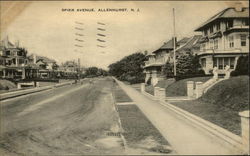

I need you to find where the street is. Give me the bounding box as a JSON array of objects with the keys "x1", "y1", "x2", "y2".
[{"x1": 0, "y1": 78, "x2": 125, "y2": 155}]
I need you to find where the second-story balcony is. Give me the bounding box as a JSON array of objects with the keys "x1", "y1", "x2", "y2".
[
  {"x1": 197, "y1": 48, "x2": 248, "y2": 56},
  {"x1": 224, "y1": 25, "x2": 249, "y2": 35}
]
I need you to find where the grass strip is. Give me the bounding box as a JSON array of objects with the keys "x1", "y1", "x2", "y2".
[{"x1": 117, "y1": 105, "x2": 171, "y2": 153}]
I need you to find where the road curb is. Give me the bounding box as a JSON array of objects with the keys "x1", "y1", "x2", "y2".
[{"x1": 0, "y1": 80, "x2": 76, "y2": 101}]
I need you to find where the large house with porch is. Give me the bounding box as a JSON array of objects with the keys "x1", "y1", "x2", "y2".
[
  {"x1": 143, "y1": 37, "x2": 191, "y2": 85},
  {"x1": 195, "y1": 6, "x2": 249, "y2": 74},
  {"x1": 0, "y1": 37, "x2": 28, "y2": 79}
]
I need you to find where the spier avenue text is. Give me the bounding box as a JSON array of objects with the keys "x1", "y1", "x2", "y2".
[{"x1": 61, "y1": 8, "x2": 140, "y2": 12}]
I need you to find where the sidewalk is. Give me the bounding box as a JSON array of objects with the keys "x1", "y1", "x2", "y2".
[{"x1": 115, "y1": 79, "x2": 240, "y2": 155}]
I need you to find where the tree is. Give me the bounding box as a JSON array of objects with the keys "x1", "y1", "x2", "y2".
[
  {"x1": 176, "y1": 54, "x2": 204, "y2": 77},
  {"x1": 108, "y1": 52, "x2": 146, "y2": 83},
  {"x1": 85, "y1": 67, "x2": 108, "y2": 77}
]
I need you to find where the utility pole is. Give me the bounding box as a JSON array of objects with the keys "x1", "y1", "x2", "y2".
[{"x1": 173, "y1": 8, "x2": 177, "y2": 76}]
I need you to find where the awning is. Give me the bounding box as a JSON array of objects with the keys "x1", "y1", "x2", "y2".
[
  {"x1": 199, "y1": 36, "x2": 209, "y2": 43},
  {"x1": 209, "y1": 31, "x2": 222, "y2": 39}
]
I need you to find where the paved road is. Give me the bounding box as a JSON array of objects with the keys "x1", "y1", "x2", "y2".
[
  {"x1": 0, "y1": 78, "x2": 124, "y2": 155},
  {"x1": 115, "y1": 79, "x2": 241, "y2": 155}
]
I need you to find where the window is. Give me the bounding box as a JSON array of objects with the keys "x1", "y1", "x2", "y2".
[
  {"x1": 213, "y1": 58, "x2": 217, "y2": 67},
  {"x1": 229, "y1": 36, "x2": 234, "y2": 48},
  {"x1": 242, "y1": 19, "x2": 249, "y2": 26},
  {"x1": 204, "y1": 29, "x2": 208, "y2": 36},
  {"x1": 19, "y1": 59, "x2": 24, "y2": 64},
  {"x1": 214, "y1": 39, "x2": 218, "y2": 49},
  {"x1": 230, "y1": 57, "x2": 235, "y2": 69},
  {"x1": 216, "y1": 23, "x2": 220, "y2": 31},
  {"x1": 6, "y1": 51, "x2": 10, "y2": 55},
  {"x1": 0, "y1": 59, "x2": 4, "y2": 65},
  {"x1": 218, "y1": 58, "x2": 223, "y2": 69},
  {"x1": 210, "y1": 40, "x2": 214, "y2": 49},
  {"x1": 240, "y1": 34, "x2": 247, "y2": 46},
  {"x1": 224, "y1": 58, "x2": 229, "y2": 68},
  {"x1": 226, "y1": 20, "x2": 233, "y2": 29},
  {"x1": 201, "y1": 58, "x2": 206, "y2": 67},
  {"x1": 0, "y1": 51, "x2": 2, "y2": 56},
  {"x1": 209, "y1": 26, "x2": 213, "y2": 33}
]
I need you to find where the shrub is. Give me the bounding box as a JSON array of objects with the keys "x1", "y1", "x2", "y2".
[
  {"x1": 231, "y1": 55, "x2": 249, "y2": 76},
  {"x1": 174, "y1": 54, "x2": 205, "y2": 81}
]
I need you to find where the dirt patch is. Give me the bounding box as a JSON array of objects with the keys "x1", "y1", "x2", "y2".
[{"x1": 0, "y1": 77, "x2": 125, "y2": 155}]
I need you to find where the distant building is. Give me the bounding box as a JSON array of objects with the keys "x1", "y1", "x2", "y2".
[
  {"x1": 59, "y1": 60, "x2": 79, "y2": 76},
  {"x1": 195, "y1": 5, "x2": 249, "y2": 74},
  {"x1": 28, "y1": 54, "x2": 58, "y2": 78}
]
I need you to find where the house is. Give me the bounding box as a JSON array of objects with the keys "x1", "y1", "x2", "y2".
[
  {"x1": 0, "y1": 37, "x2": 28, "y2": 79},
  {"x1": 58, "y1": 60, "x2": 79, "y2": 78},
  {"x1": 195, "y1": 5, "x2": 249, "y2": 74},
  {"x1": 28, "y1": 54, "x2": 58, "y2": 78},
  {"x1": 170, "y1": 35, "x2": 202, "y2": 59},
  {"x1": 143, "y1": 38, "x2": 189, "y2": 85}
]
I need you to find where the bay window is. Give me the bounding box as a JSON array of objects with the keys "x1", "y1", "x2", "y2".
[
  {"x1": 240, "y1": 34, "x2": 247, "y2": 46},
  {"x1": 229, "y1": 36, "x2": 234, "y2": 48}
]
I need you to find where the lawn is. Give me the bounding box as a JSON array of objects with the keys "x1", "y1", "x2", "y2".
[
  {"x1": 170, "y1": 76, "x2": 249, "y2": 135},
  {"x1": 166, "y1": 76, "x2": 211, "y2": 96},
  {"x1": 112, "y1": 83, "x2": 132, "y2": 103},
  {"x1": 0, "y1": 79, "x2": 16, "y2": 93},
  {"x1": 117, "y1": 105, "x2": 171, "y2": 154},
  {"x1": 171, "y1": 100, "x2": 241, "y2": 135}
]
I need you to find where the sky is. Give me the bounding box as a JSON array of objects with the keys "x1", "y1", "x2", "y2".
[{"x1": 1, "y1": 1, "x2": 248, "y2": 69}]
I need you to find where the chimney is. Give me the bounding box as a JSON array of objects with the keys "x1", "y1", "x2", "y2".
[
  {"x1": 235, "y1": 2, "x2": 243, "y2": 12},
  {"x1": 4, "y1": 36, "x2": 9, "y2": 48},
  {"x1": 33, "y1": 54, "x2": 37, "y2": 64},
  {"x1": 15, "y1": 40, "x2": 19, "y2": 48},
  {"x1": 144, "y1": 50, "x2": 148, "y2": 55}
]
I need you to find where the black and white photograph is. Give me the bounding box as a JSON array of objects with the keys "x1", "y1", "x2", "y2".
[{"x1": 0, "y1": 0, "x2": 249, "y2": 155}]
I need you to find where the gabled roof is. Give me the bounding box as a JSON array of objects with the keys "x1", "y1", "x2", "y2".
[
  {"x1": 31, "y1": 54, "x2": 56, "y2": 63},
  {"x1": 177, "y1": 37, "x2": 190, "y2": 45},
  {"x1": 175, "y1": 35, "x2": 202, "y2": 53},
  {"x1": 195, "y1": 7, "x2": 249, "y2": 31},
  {"x1": 159, "y1": 39, "x2": 174, "y2": 50},
  {"x1": 0, "y1": 39, "x2": 16, "y2": 49}
]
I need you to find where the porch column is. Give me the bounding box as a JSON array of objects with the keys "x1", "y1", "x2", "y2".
[
  {"x1": 3, "y1": 69, "x2": 6, "y2": 78},
  {"x1": 16, "y1": 58, "x2": 18, "y2": 67},
  {"x1": 145, "y1": 71, "x2": 150, "y2": 84},
  {"x1": 22, "y1": 68, "x2": 25, "y2": 79},
  {"x1": 151, "y1": 70, "x2": 158, "y2": 86},
  {"x1": 239, "y1": 110, "x2": 250, "y2": 154}
]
